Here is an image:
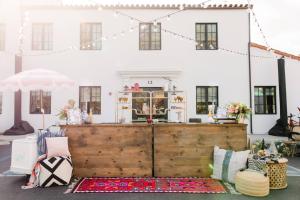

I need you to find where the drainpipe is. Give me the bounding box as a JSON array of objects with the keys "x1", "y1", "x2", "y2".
[{"x1": 247, "y1": 12, "x2": 253, "y2": 134}]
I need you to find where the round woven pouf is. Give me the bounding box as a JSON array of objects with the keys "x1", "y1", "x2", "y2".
[
  {"x1": 267, "y1": 160, "x2": 288, "y2": 189},
  {"x1": 235, "y1": 170, "x2": 269, "y2": 197}
]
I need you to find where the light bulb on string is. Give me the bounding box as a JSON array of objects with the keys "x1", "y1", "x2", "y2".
[
  {"x1": 130, "y1": 18, "x2": 134, "y2": 24},
  {"x1": 112, "y1": 34, "x2": 117, "y2": 40},
  {"x1": 166, "y1": 15, "x2": 171, "y2": 21},
  {"x1": 153, "y1": 20, "x2": 158, "y2": 26},
  {"x1": 129, "y1": 27, "x2": 134, "y2": 32},
  {"x1": 121, "y1": 31, "x2": 125, "y2": 37},
  {"x1": 114, "y1": 11, "x2": 119, "y2": 18}
]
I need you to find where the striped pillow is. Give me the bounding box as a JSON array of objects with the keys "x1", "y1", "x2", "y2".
[{"x1": 211, "y1": 146, "x2": 250, "y2": 183}]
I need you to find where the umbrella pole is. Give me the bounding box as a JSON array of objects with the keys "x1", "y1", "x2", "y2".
[{"x1": 41, "y1": 92, "x2": 45, "y2": 130}]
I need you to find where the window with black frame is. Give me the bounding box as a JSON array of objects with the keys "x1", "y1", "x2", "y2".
[
  {"x1": 80, "y1": 23, "x2": 102, "y2": 50},
  {"x1": 254, "y1": 86, "x2": 276, "y2": 114},
  {"x1": 30, "y1": 90, "x2": 51, "y2": 114},
  {"x1": 139, "y1": 23, "x2": 161, "y2": 50},
  {"x1": 0, "y1": 24, "x2": 5, "y2": 51},
  {"x1": 196, "y1": 86, "x2": 218, "y2": 114},
  {"x1": 195, "y1": 23, "x2": 218, "y2": 50},
  {"x1": 32, "y1": 23, "x2": 53, "y2": 50},
  {"x1": 79, "y1": 86, "x2": 101, "y2": 114}
]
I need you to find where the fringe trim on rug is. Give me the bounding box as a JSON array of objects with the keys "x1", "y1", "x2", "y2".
[
  {"x1": 222, "y1": 182, "x2": 240, "y2": 195},
  {"x1": 64, "y1": 178, "x2": 82, "y2": 194}
]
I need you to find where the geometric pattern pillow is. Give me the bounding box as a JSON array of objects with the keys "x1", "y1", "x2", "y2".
[{"x1": 39, "y1": 156, "x2": 73, "y2": 187}]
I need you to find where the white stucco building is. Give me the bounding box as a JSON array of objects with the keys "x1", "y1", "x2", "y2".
[{"x1": 0, "y1": 0, "x2": 299, "y2": 134}]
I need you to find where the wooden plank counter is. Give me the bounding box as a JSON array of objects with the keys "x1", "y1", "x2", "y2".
[
  {"x1": 62, "y1": 124, "x2": 153, "y2": 177},
  {"x1": 62, "y1": 123, "x2": 247, "y2": 178},
  {"x1": 153, "y1": 123, "x2": 247, "y2": 177}
]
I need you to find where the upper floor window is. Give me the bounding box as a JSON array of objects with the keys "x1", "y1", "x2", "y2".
[
  {"x1": 0, "y1": 92, "x2": 3, "y2": 114},
  {"x1": 254, "y1": 86, "x2": 276, "y2": 114},
  {"x1": 80, "y1": 23, "x2": 102, "y2": 50},
  {"x1": 32, "y1": 23, "x2": 53, "y2": 50},
  {"x1": 79, "y1": 86, "x2": 101, "y2": 114},
  {"x1": 30, "y1": 90, "x2": 51, "y2": 114},
  {"x1": 139, "y1": 23, "x2": 161, "y2": 50},
  {"x1": 195, "y1": 23, "x2": 218, "y2": 50},
  {"x1": 0, "y1": 24, "x2": 5, "y2": 51},
  {"x1": 196, "y1": 86, "x2": 218, "y2": 114}
]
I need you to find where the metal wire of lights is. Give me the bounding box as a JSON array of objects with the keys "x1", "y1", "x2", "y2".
[{"x1": 9, "y1": 0, "x2": 297, "y2": 61}]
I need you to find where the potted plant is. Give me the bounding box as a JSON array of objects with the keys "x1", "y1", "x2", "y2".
[{"x1": 227, "y1": 102, "x2": 251, "y2": 123}]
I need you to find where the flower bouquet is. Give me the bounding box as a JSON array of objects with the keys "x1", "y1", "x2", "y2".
[{"x1": 227, "y1": 102, "x2": 251, "y2": 123}]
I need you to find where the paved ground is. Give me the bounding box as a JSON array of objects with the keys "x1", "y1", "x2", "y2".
[{"x1": 1, "y1": 142, "x2": 300, "y2": 200}]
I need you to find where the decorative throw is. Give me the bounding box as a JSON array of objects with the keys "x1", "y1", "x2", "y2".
[
  {"x1": 211, "y1": 146, "x2": 250, "y2": 183},
  {"x1": 39, "y1": 156, "x2": 73, "y2": 187},
  {"x1": 37, "y1": 129, "x2": 65, "y2": 156},
  {"x1": 69, "y1": 177, "x2": 227, "y2": 193}
]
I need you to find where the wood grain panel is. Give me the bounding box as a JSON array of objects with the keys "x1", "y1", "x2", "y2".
[
  {"x1": 153, "y1": 123, "x2": 247, "y2": 177},
  {"x1": 63, "y1": 124, "x2": 152, "y2": 177}
]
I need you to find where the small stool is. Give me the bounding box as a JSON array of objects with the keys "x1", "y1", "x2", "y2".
[
  {"x1": 235, "y1": 170, "x2": 269, "y2": 197},
  {"x1": 267, "y1": 159, "x2": 288, "y2": 189}
]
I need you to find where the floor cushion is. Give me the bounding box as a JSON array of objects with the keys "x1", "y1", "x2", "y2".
[
  {"x1": 235, "y1": 170, "x2": 269, "y2": 197},
  {"x1": 39, "y1": 156, "x2": 73, "y2": 187}
]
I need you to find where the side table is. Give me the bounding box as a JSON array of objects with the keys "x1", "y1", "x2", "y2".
[{"x1": 267, "y1": 158, "x2": 288, "y2": 189}]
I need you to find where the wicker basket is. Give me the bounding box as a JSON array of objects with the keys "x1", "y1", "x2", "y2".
[{"x1": 267, "y1": 162, "x2": 288, "y2": 189}]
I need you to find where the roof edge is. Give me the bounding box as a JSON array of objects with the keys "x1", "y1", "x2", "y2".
[
  {"x1": 22, "y1": 3, "x2": 252, "y2": 10},
  {"x1": 251, "y1": 42, "x2": 300, "y2": 61}
]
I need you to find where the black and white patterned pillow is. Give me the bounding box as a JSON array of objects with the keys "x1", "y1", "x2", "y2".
[{"x1": 39, "y1": 156, "x2": 73, "y2": 187}]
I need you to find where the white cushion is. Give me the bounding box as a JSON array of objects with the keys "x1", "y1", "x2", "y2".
[
  {"x1": 46, "y1": 137, "x2": 71, "y2": 158},
  {"x1": 211, "y1": 146, "x2": 250, "y2": 183}
]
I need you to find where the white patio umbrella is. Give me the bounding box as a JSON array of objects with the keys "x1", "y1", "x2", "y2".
[{"x1": 0, "y1": 69, "x2": 75, "y2": 129}]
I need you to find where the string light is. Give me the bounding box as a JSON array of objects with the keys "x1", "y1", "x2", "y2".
[
  {"x1": 247, "y1": 0, "x2": 271, "y2": 50},
  {"x1": 114, "y1": 11, "x2": 119, "y2": 18},
  {"x1": 13, "y1": 0, "x2": 295, "y2": 61},
  {"x1": 130, "y1": 18, "x2": 134, "y2": 24}
]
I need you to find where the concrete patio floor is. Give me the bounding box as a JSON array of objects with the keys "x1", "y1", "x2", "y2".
[{"x1": 1, "y1": 142, "x2": 300, "y2": 200}]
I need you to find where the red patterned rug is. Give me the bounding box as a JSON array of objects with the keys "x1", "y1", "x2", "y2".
[{"x1": 70, "y1": 177, "x2": 227, "y2": 193}]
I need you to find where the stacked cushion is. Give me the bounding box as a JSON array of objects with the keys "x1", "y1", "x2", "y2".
[{"x1": 235, "y1": 170, "x2": 269, "y2": 197}]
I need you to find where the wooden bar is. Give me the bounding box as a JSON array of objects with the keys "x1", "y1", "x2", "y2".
[
  {"x1": 62, "y1": 123, "x2": 247, "y2": 178},
  {"x1": 153, "y1": 123, "x2": 247, "y2": 177},
  {"x1": 63, "y1": 124, "x2": 153, "y2": 177}
]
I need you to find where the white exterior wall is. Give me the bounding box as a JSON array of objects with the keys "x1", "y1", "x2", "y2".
[
  {"x1": 0, "y1": 0, "x2": 20, "y2": 132},
  {"x1": 251, "y1": 47, "x2": 300, "y2": 134},
  {"x1": 18, "y1": 6, "x2": 250, "y2": 130}
]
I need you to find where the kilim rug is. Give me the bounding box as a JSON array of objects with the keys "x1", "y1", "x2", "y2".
[{"x1": 69, "y1": 177, "x2": 227, "y2": 193}]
